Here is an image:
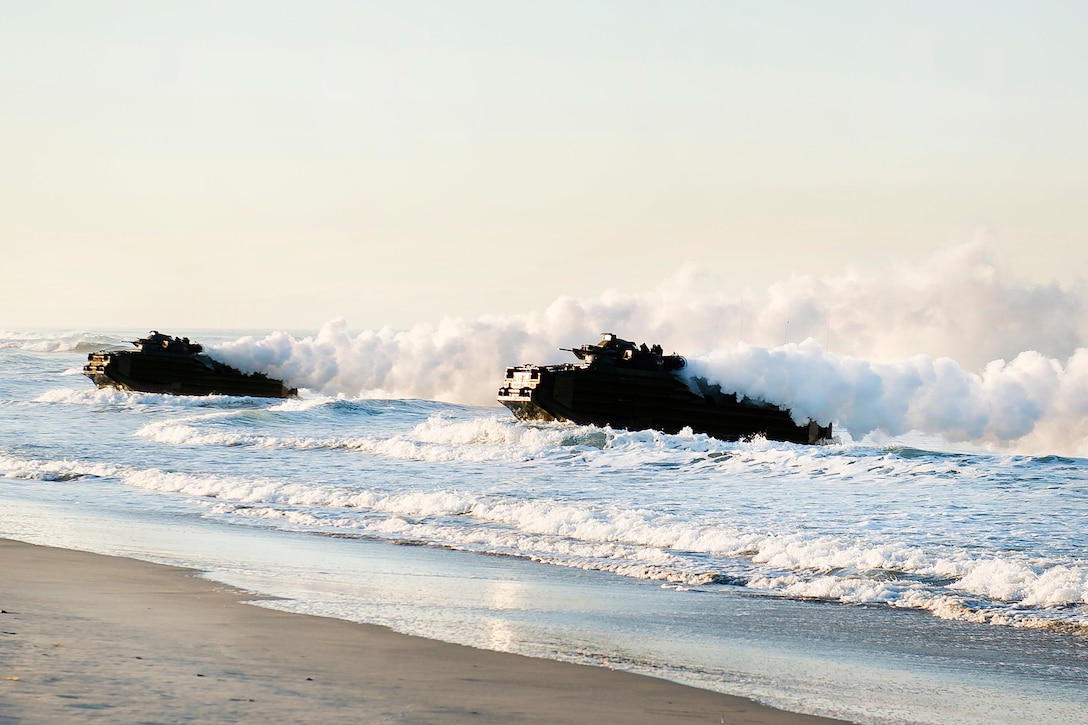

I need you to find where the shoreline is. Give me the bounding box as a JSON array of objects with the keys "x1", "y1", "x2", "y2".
[{"x1": 0, "y1": 538, "x2": 845, "y2": 724}]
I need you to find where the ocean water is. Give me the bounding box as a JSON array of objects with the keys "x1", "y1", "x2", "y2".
[{"x1": 2, "y1": 329, "x2": 1087, "y2": 725}]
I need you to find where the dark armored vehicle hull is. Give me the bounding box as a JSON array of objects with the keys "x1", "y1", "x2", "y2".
[
  {"x1": 83, "y1": 332, "x2": 296, "y2": 399},
  {"x1": 498, "y1": 334, "x2": 831, "y2": 445}
]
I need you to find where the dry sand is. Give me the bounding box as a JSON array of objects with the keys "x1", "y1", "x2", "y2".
[{"x1": 0, "y1": 538, "x2": 847, "y2": 724}]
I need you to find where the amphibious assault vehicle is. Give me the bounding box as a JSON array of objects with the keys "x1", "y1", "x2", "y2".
[
  {"x1": 83, "y1": 331, "x2": 296, "y2": 398},
  {"x1": 497, "y1": 333, "x2": 831, "y2": 444}
]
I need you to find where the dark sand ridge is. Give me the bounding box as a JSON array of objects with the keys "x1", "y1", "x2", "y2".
[{"x1": 0, "y1": 538, "x2": 848, "y2": 724}]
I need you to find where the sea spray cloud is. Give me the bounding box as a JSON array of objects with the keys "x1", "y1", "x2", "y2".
[
  {"x1": 216, "y1": 317, "x2": 553, "y2": 404},
  {"x1": 211, "y1": 242, "x2": 1088, "y2": 455},
  {"x1": 685, "y1": 343, "x2": 1080, "y2": 449}
]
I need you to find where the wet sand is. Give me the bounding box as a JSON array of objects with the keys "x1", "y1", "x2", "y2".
[{"x1": 0, "y1": 538, "x2": 847, "y2": 724}]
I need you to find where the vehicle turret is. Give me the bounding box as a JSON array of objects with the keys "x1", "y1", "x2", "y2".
[{"x1": 566, "y1": 333, "x2": 686, "y2": 371}]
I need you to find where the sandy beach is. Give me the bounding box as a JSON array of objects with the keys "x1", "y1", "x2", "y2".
[{"x1": 0, "y1": 538, "x2": 846, "y2": 724}]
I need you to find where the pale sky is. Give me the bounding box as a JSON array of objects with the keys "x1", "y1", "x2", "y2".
[{"x1": 3, "y1": 1, "x2": 1085, "y2": 332}]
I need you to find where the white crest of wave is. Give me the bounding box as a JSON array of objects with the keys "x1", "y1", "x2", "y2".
[
  {"x1": 120, "y1": 467, "x2": 479, "y2": 517},
  {"x1": 0, "y1": 453, "x2": 123, "y2": 481},
  {"x1": 953, "y1": 558, "x2": 1088, "y2": 608},
  {"x1": 745, "y1": 531, "x2": 1088, "y2": 618},
  {"x1": 136, "y1": 412, "x2": 583, "y2": 464},
  {"x1": 210, "y1": 241, "x2": 1088, "y2": 455},
  {"x1": 36, "y1": 387, "x2": 264, "y2": 411},
  {"x1": 0, "y1": 329, "x2": 119, "y2": 353}
]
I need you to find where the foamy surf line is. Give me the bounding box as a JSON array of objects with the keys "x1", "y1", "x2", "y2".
[
  {"x1": 2, "y1": 491, "x2": 1084, "y2": 725},
  {"x1": 5, "y1": 437, "x2": 1085, "y2": 634}
]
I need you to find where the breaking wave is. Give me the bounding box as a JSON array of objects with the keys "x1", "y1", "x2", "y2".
[{"x1": 0, "y1": 329, "x2": 123, "y2": 354}]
